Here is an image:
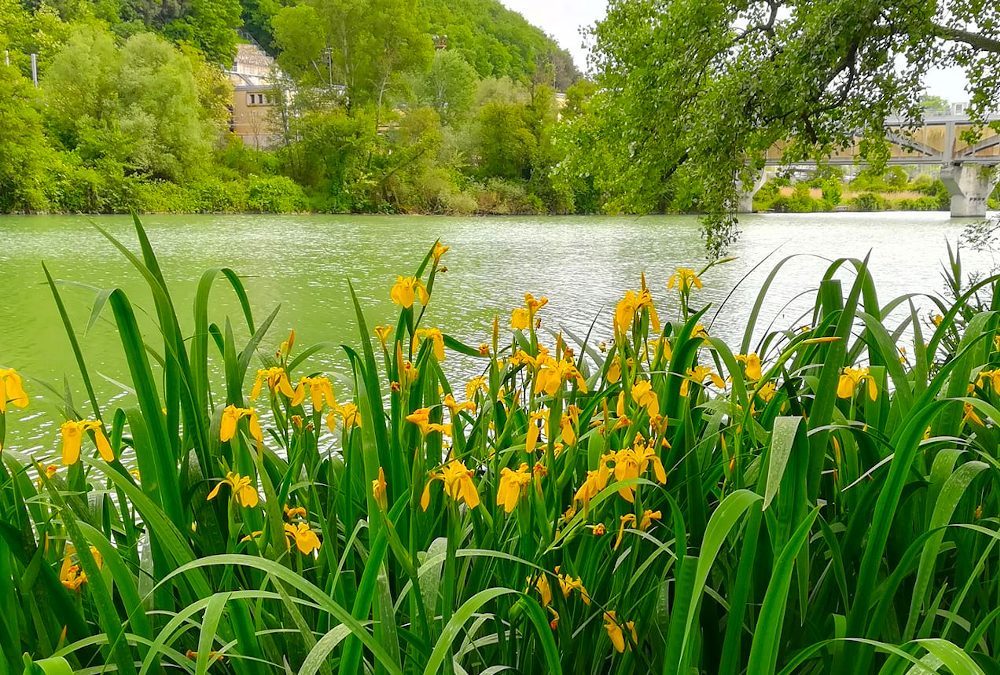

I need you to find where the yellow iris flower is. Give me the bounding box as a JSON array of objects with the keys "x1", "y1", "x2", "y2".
[
  {"x1": 283, "y1": 505, "x2": 307, "y2": 520},
  {"x1": 326, "y1": 402, "x2": 362, "y2": 434},
  {"x1": 405, "y1": 407, "x2": 451, "y2": 436},
  {"x1": 837, "y1": 367, "x2": 878, "y2": 400},
  {"x1": 390, "y1": 276, "x2": 429, "y2": 309},
  {"x1": 667, "y1": 267, "x2": 703, "y2": 293},
  {"x1": 372, "y1": 466, "x2": 387, "y2": 510},
  {"x1": 251, "y1": 367, "x2": 304, "y2": 405},
  {"x1": 603, "y1": 611, "x2": 638, "y2": 653},
  {"x1": 534, "y1": 355, "x2": 588, "y2": 396},
  {"x1": 735, "y1": 353, "x2": 763, "y2": 381},
  {"x1": 444, "y1": 394, "x2": 476, "y2": 417},
  {"x1": 556, "y1": 568, "x2": 591, "y2": 604},
  {"x1": 220, "y1": 405, "x2": 263, "y2": 444},
  {"x1": 630, "y1": 380, "x2": 659, "y2": 417},
  {"x1": 574, "y1": 454, "x2": 614, "y2": 507},
  {"x1": 610, "y1": 438, "x2": 667, "y2": 502},
  {"x1": 614, "y1": 277, "x2": 660, "y2": 335},
  {"x1": 432, "y1": 241, "x2": 449, "y2": 263},
  {"x1": 374, "y1": 325, "x2": 393, "y2": 348},
  {"x1": 298, "y1": 376, "x2": 336, "y2": 411},
  {"x1": 465, "y1": 376, "x2": 488, "y2": 401},
  {"x1": 35, "y1": 463, "x2": 58, "y2": 488},
  {"x1": 496, "y1": 463, "x2": 532, "y2": 513},
  {"x1": 59, "y1": 546, "x2": 102, "y2": 591},
  {"x1": 206, "y1": 471, "x2": 260, "y2": 508},
  {"x1": 606, "y1": 356, "x2": 622, "y2": 384},
  {"x1": 0, "y1": 368, "x2": 29, "y2": 412},
  {"x1": 284, "y1": 522, "x2": 321, "y2": 555},
  {"x1": 415, "y1": 327, "x2": 446, "y2": 361},
  {"x1": 963, "y1": 402, "x2": 984, "y2": 427},
  {"x1": 527, "y1": 574, "x2": 553, "y2": 607},
  {"x1": 61, "y1": 419, "x2": 114, "y2": 465},
  {"x1": 525, "y1": 410, "x2": 546, "y2": 453},
  {"x1": 421, "y1": 460, "x2": 480, "y2": 511},
  {"x1": 757, "y1": 381, "x2": 777, "y2": 403},
  {"x1": 560, "y1": 405, "x2": 581, "y2": 445},
  {"x1": 680, "y1": 366, "x2": 725, "y2": 397},
  {"x1": 510, "y1": 293, "x2": 548, "y2": 330},
  {"x1": 977, "y1": 369, "x2": 1000, "y2": 393}
]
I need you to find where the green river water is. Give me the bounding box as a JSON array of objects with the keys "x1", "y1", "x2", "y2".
[{"x1": 0, "y1": 211, "x2": 993, "y2": 458}]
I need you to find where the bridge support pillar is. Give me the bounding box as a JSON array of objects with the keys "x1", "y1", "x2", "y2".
[
  {"x1": 736, "y1": 169, "x2": 768, "y2": 213},
  {"x1": 940, "y1": 164, "x2": 997, "y2": 217}
]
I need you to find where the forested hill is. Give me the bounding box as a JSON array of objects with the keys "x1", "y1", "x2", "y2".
[
  {"x1": 1, "y1": 0, "x2": 579, "y2": 88},
  {"x1": 421, "y1": 0, "x2": 580, "y2": 89},
  {"x1": 242, "y1": 0, "x2": 580, "y2": 89}
]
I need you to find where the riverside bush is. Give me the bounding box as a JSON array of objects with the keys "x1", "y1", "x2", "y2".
[
  {"x1": 4, "y1": 219, "x2": 1000, "y2": 673},
  {"x1": 850, "y1": 191, "x2": 889, "y2": 211},
  {"x1": 245, "y1": 175, "x2": 308, "y2": 213}
]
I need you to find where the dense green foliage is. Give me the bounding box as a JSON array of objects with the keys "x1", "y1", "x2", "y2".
[
  {"x1": 4, "y1": 0, "x2": 995, "y2": 225},
  {"x1": 753, "y1": 167, "x2": 956, "y2": 214},
  {"x1": 0, "y1": 0, "x2": 587, "y2": 215},
  {"x1": 576, "y1": 0, "x2": 1000, "y2": 253},
  {"x1": 5, "y1": 219, "x2": 1000, "y2": 673}
]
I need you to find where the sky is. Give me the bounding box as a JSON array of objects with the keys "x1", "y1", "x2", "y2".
[{"x1": 499, "y1": 0, "x2": 972, "y2": 103}]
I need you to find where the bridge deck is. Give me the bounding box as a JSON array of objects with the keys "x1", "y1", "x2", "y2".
[{"x1": 764, "y1": 114, "x2": 1000, "y2": 167}]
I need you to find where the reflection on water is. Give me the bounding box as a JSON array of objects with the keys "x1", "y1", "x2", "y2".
[{"x1": 0, "y1": 211, "x2": 993, "y2": 460}]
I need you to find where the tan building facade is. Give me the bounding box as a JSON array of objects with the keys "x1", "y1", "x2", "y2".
[{"x1": 226, "y1": 43, "x2": 284, "y2": 149}]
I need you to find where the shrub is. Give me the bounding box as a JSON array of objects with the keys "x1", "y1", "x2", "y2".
[
  {"x1": 850, "y1": 191, "x2": 888, "y2": 211},
  {"x1": 245, "y1": 174, "x2": 308, "y2": 213},
  {"x1": 131, "y1": 180, "x2": 199, "y2": 213},
  {"x1": 188, "y1": 177, "x2": 249, "y2": 212}
]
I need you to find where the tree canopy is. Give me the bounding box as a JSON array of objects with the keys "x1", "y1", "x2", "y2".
[{"x1": 578, "y1": 0, "x2": 1000, "y2": 255}]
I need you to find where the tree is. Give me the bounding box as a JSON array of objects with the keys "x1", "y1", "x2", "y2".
[
  {"x1": 272, "y1": 0, "x2": 432, "y2": 109},
  {"x1": 43, "y1": 27, "x2": 219, "y2": 182},
  {"x1": 414, "y1": 50, "x2": 478, "y2": 125},
  {"x1": 584, "y1": 0, "x2": 1000, "y2": 255},
  {"x1": 475, "y1": 101, "x2": 535, "y2": 179},
  {"x1": 165, "y1": 0, "x2": 242, "y2": 65},
  {"x1": 0, "y1": 64, "x2": 56, "y2": 211},
  {"x1": 271, "y1": 4, "x2": 325, "y2": 82}
]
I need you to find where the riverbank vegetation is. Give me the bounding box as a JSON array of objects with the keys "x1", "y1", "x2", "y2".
[
  {"x1": 752, "y1": 167, "x2": 981, "y2": 214},
  {"x1": 8, "y1": 0, "x2": 997, "y2": 222},
  {"x1": 0, "y1": 0, "x2": 588, "y2": 216},
  {"x1": 4, "y1": 218, "x2": 1000, "y2": 672}
]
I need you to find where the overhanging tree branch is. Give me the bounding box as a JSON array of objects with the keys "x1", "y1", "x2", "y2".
[{"x1": 932, "y1": 23, "x2": 1000, "y2": 53}]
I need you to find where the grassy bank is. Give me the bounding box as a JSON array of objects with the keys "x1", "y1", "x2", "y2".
[{"x1": 3, "y1": 219, "x2": 1000, "y2": 673}]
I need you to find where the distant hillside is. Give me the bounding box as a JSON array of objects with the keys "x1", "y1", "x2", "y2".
[
  {"x1": 421, "y1": 0, "x2": 581, "y2": 89},
  {"x1": 241, "y1": 0, "x2": 580, "y2": 89}
]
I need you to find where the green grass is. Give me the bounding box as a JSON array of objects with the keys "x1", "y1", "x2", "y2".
[{"x1": 2, "y1": 218, "x2": 1000, "y2": 674}]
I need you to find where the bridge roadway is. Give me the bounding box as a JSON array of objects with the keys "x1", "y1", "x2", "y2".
[{"x1": 742, "y1": 113, "x2": 1000, "y2": 216}]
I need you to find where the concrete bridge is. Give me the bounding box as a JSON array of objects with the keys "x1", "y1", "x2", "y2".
[{"x1": 739, "y1": 113, "x2": 1000, "y2": 216}]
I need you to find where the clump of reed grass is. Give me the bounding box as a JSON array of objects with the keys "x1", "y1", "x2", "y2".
[{"x1": 2, "y1": 217, "x2": 999, "y2": 674}]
